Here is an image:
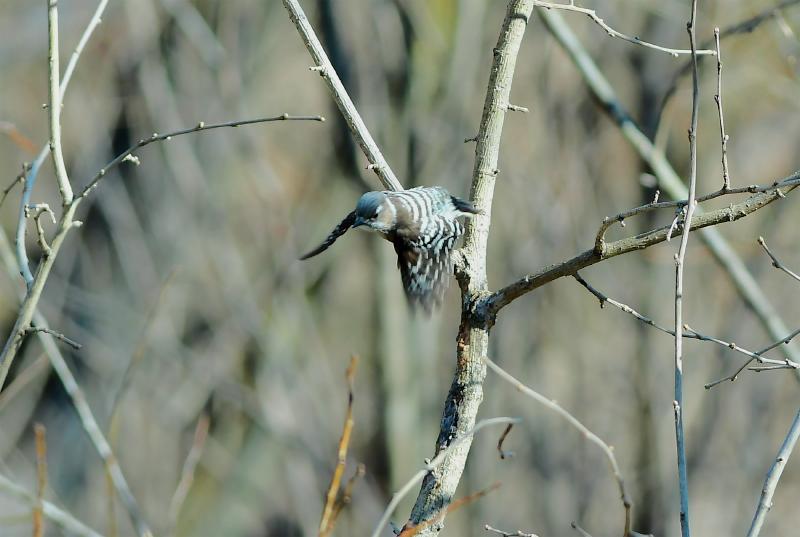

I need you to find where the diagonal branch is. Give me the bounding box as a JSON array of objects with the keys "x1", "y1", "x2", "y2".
[
  {"x1": 282, "y1": 0, "x2": 402, "y2": 191},
  {"x1": 78, "y1": 114, "x2": 324, "y2": 198},
  {"x1": 746, "y1": 407, "x2": 800, "y2": 537},
  {"x1": 532, "y1": 1, "x2": 715, "y2": 57},
  {"x1": 486, "y1": 177, "x2": 798, "y2": 315}
]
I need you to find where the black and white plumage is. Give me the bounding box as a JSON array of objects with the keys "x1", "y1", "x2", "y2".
[{"x1": 300, "y1": 186, "x2": 480, "y2": 311}]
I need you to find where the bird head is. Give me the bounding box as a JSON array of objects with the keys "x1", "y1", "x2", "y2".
[{"x1": 354, "y1": 191, "x2": 394, "y2": 232}]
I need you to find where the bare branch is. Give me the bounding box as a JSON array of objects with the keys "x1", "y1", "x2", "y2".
[
  {"x1": 319, "y1": 355, "x2": 359, "y2": 537},
  {"x1": 282, "y1": 0, "x2": 402, "y2": 191},
  {"x1": 746, "y1": 407, "x2": 800, "y2": 537},
  {"x1": 33, "y1": 423, "x2": 47, "y2": 537},
  {"x1": 532, "y1": 1, "x2": 716, "y2": 57},
  {"x1": 407, "y1": 3, "x2": 535, "y2": 535},
  {"x1": 713, "y1": 28, "x2": 731, "y2": 190},
  {"x1": 79, "y1": 114, "x2": 325, "y2": 198},
  {"x1": 758, "y1": 236, "x2": 800, "y2": 284},
  {"x1": 486, "y1": 177, "x2": 798, "y2": 314},
  {"x1": 671, "y1": 4, "x2": 699, "y2": 535},
  {"x1": 484, "y1": 357, "x2": 631, "y2": 537},
  {"x1": 485, "y1": 525, "x2": 539, "y2": 537},
  {"x1": 47, "y1": 0, "x2": 73, "y2": 205}
]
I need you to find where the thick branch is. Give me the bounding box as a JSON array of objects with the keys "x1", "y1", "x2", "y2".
[
  {"x1": 282, "y1": 0, "x2": 402, "y2": 191},
  {"x1": 407, "y1": 2, "x2": 535, "y2": 535}
]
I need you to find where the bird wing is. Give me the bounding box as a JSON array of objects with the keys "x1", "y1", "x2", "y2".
[
  {"x1": 299, "y1": 211, "x2": 357, "y2": 260},
  {"x1": 393, "y1": 220, "x2": 459, "y2": 313}
]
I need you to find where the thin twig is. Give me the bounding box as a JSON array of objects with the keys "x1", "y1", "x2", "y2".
[
  {"x1": 167, "y1": 414, "x2": 210, "y2": 528},
  {"x1": 33, "y1": 423, "x2": 47, "y2": 537},
  {"x1": 758, "y1": 236, "x2": 800, "y2": 284},
  {"x1": 370, "y1": 417, "x2": 520, "y2": 537},
  {"x1": 319, "y1": 355, "x2": 359, "y2": 537},
  {"x1": 532, "y1": 1, "x2": 715, "y2": 57},
  {"x1": 671, "y1": 5, "x2": 699, "y2": 536},
  {"x1": 484, "y1": 357, "x2": 631, "y2": 537},
  {"x1": 497, "y1": 423, "x2": 515, "y2": 459},
  {"x1": 574, "y1": 274, "x2": 800, "y2": 385},
  {"x1": 0, "y1": 472, "x2": 105, "y2": 537},
  {"x1": 79, "y1": 114, "x2": 324, "y2": 198},
  {"x1": 0, "y1": 168, "x2": 25, "y2": 210},
  {"x1": 25, "y1": 326, "x2": 82, "y2": 350},
  {"x1": 571, "y1": 521, "x2": 594, "y2": 537},
  {"x1": 713, "y1": 28, "x2": 731, "y2": 190},
  {"x1": 746, "y1": 407, "x2": 800, "y2": 537},
  {"x1": 282, "y1": 0, "x2": 402, "y2": 191},
  {"x1": 485, "y1": 525, "x2": 538, "y2": 537}
]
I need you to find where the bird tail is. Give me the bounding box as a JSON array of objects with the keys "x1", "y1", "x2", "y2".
[
  {"x1": 451, "y1": 195, "x2": 481, "y2": 216},
  {"x1": 299, "y1": 211, "x2": 357, "y2": 260}
]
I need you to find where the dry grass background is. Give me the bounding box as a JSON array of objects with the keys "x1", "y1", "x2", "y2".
[{"x1": 1, "y1": 1, "x2": 800, "y2": 536}]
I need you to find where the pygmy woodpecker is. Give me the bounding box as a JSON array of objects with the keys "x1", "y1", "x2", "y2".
[{"x1": 300, "y1": 186, "x2": 480, "y2": 312}]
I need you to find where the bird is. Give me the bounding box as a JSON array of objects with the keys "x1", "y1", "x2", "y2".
[{"x1": 300, "y1": 186, "x2": 480, "y2": 312}]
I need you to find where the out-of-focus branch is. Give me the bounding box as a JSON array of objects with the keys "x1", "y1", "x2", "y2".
[
  {"x1": 282, "y1": 0, "x2": 403, "y2": 191},
  {"x1": 671, "y1": 4, "x2": 700, "y2": 535},
  {"x1": 536, "y1": 8, "x2": 800, "y2": 368},
  {"x1": 319, "y1": 356, "x2": 359, "y2": 537},
  {"x1": 371, "y1": 417, "x2": 519, "y2": 537},
  {"x1": 532, "y1": 1, "x2": 715, "y2": 57},
  {"x1": 484, "y1": 357, "x2": 631, "y2": 537},
  {"x1": 0, "y1": 226, "x2": 153, "y2": 537},
  {"x1": 746, "y1": 407, "x2": 800, "y2": 537},
  {"x1": 486, "y1": 177, "x2": 798, "y2": 314},
  {"x1": 0, "y1": 472, "x2": 106, "y2": 537},
  {"x1": 406, "y1": 2, "x2": 534, "y2": 535}
]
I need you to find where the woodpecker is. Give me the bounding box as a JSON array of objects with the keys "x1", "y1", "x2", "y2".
[{"x1": 300, "y1": 186, "x2": 480, "y2": 311}]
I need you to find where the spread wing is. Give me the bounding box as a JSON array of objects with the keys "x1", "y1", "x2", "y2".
[
  {"x1": 299, "y1": 211, "x2": 356, "y2": 260},
  {"x1": 393, "y1": 220, "x2": 459, "y2": 313}
]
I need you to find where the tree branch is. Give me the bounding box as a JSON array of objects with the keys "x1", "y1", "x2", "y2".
[
  {"x1": 746, "y1": 407, "x2": 800, "y2": 537},
  {"x1": 484, "y1": 357, "x2": 631, "y2": 537},
  {"x1": 671, "y1": 4, "x2": 699, "y2": 535},
  {"x1": 532, "y1": 1, "x2": 716, "y2": 57},
  {"x1": 282, "y1": 0, "x2": 402, "y2": 191},
  {"x1": 78, "y1": 114, "x2": 324, "y2": 198},
  {"x1": 486, "y1": 177, "x2": 797, "y2": 314},
  {"x1": 406, "y1": 2, "x2": 535, "y2": 535}
]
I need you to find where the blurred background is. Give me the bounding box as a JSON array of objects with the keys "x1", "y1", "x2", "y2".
[{"x1": 1, "y1": 1, "x2": 800, "y2": 536}]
